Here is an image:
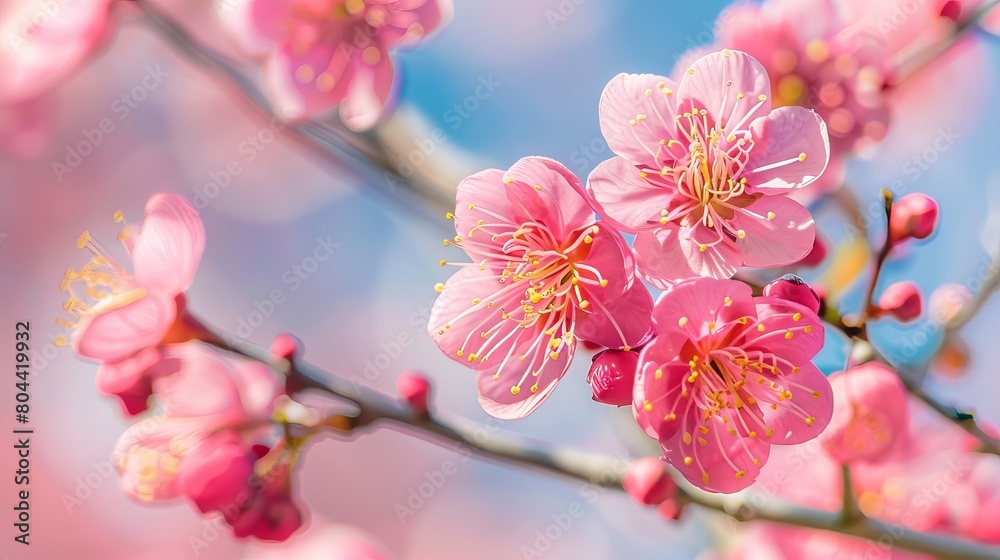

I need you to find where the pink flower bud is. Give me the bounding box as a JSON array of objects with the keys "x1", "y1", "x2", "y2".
[
  {"x1": 762, "y1": 274, "x2": 821, "y2": 314},
  {"x1": 270, "y1": 333, "x2": 300, "y2": 362},
  {"x1": 820, "y1": 362, "x2": 909, "y2": 463},
  {"x1": 588, "y1": 350, "x2": 638, "y2": 406},
  {"x1": 177, "y1": 435, "x2": 261, "y2": 514},
  {"x1": 800, "y1": 234, "x2": 828, "y2": 268},
  {"x1": 623, "y1": 457, "x2": 677, "y2": 506},
  {"x1": 890, "y1": 193, "x2": 939, "y2": 242},
  {"x1": 878, "y1": 281, "x2": 923, "y2": 322},
  {"x1": 397, "y1": 372, "x2": 431, "y2": 415}
]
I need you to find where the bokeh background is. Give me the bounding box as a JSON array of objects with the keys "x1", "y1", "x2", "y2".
[{"x1": 2, "y1": 0, "x2": 1000, "y2": 558}]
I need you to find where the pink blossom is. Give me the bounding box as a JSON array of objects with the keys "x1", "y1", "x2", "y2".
[
  {"x1": 397, "y1": 371, "x2": 431, "y2": 414},
  {"x1": 429, "y1": 156, "x2": 653, "y2": 419},
  {"x1": 242, "y1": 523, "x2": 394, "y2": 560},
  {"x1": 622, "y1": 457, "x2": 678, "y2": 507},
  {"x1": 763, "y1": 274, "x2": 822, "y2": 314},
  {"x1": 112, "y1": 342, "x2": 284, "y2": 504},
  {"x1": 890, "y1": 193, "x2": 939, "y2": 242},
  {"x1": 588, "y1": 349, "x2": 639, "y2": 406},
  {"x1": 633, "y1": 277, "x2": 832, "y2": 492},
  {"x1": 877, "y1": 281, "x2": 923, "y2": 322},
  {"x1": 820, "y1": 362, "x2": 909, "y2": 463},
  {"x1": 0, "y1": 0, "x2": 114, "y2": 103},
  {"x1": 220, "y1": 0, "x2": 452, "y2": 129},
  {"x1": 59, "y1": 193, "x2": 206, "y2": 364},
  {"x1": 588, "y1": 50, "x2": 828, "y2": 284}
]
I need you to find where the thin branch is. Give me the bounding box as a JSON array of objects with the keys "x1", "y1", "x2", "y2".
[
  {"x1": 201, "y1": 322, "x2": 1000, "y2": 559},
  {"x1": 133, "y1": 0, "x2": 456, "y2": 216},
  {"x1": 839, "y1": 463, "x2": 863, "y2": 524},
  {"x1": 861, "y1": 189, "x2": 894, "y2": 324},
  {"x1": 945, "y1": 245, "x2": 1000, "y2": 332}
]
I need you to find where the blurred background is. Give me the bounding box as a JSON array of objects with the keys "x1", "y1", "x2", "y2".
[{"x1": 1, "y1": 0, "x2": 999, "y2": 558}]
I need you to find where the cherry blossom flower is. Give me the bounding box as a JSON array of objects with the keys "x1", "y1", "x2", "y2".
[
  {"x1": 588, "y1": 50, "x2": 829, "y2": 284},
  {"x1": 112, "y1": 342, "x2": 302, "y2": 541},
  {"x1": 820, "y1": 362, "x2": 909, "y2": 463},
  {"x1": 59, "y1": 193, "x2": 206, "y2": 364},
  {"x1": 219, "y1": 0, "x2": 452, "y2": 129},
  {"x1": 890, "y1": 193, "x2": 939, "y2": 242},
  {"x1": 0, "y1": 0, "x2": 114, "y2": 103},
  {"x1": 429, "y1": 156, "x2": 653, "y2": 419},
  {"x1": 633, "y1": 277, "x2": 832, "y2": 492}
]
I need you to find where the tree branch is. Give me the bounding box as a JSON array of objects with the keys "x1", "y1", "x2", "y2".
[{"x1": 201, "y1": 322, "x2": 1000, "y2": 559}]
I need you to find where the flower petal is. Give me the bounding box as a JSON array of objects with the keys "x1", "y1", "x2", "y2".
[
  {"x1": 73, "y1": 291, "x2": 176, "y2": 363},
  {"x1": 634, "y1": 359, "x2": 690, "y2": 442},
  {"x1": 661, "y1": 403, "x2": 771, "y2": 493},
  {"x1": 576, "y1": 278, "x2": 653, "y2": 349},
  {"x1": 339, "y1": 54, "x2": 395, "y2": 131},
  {"x1": 428, "y1": 267, "x2": 524, "y2": 369},
  {"x1": 265, "y1": 41, "x2": 353, "y2": 121},
  {"x1": 95, "y1": 346, "x2": 163, "y2": 416},
  {"x1": 131, "y1": 193, "x2": 206, "y2": 295},
  {"x1": 746, "y1": 360, "x2": 833, "y2": 445},
  {"x1": 453, "y1": 168, "x2": 515, "y2": 263},
  {"x1": 676, "y1": 50, "x2": 771, "y2": 138},
  {"x1": 633, "y1": 227, "x2": 742, "y2": 285},
  {"x1": 476, "y1": 337, "x2": 574, "y2": 419},
  {"x1": 586, "y1": 156, "x2": 680, "y2": 233},
  {"x1": 731, "y1": 196, "x2": 815, "y2": 269},
  {"x1": 651, "y1": 277, "x2": 756, "y2": 333},
  {"x1": 598, "y1": 73, "x2": 679, "y2": 167},
  {"x1": 744, "y1": 106, "x2": 830, "y2": 192},
  {"x1": 503, "y1": 157, "x2": 593, "y2": 238},
  {"x1": 741, "y1": 296, "x2": 825, "y2": 361},
  {"x1": 113, "y1": 416, "x2": 206, "y2": 502}
]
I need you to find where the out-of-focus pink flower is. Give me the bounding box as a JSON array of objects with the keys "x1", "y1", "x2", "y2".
[
  {"x1": 588, "y1": 50, "x2": 828, "y2": 284},
  {"x1": 929, "y1": 283, "x2": 972, "y2": 324},
  {"x1": 890, "y1": 193, "x2": 939, "y2": 242},
  {"x1": 821, "y1": 362, "x2": 909, "y2": 463},
  {"x1": 113, "y1": 342, "x2": 284, "y2": 503},
  {"x1": 633, "y1": 278, "x2": 832, "y2": 492},
  {"x1": 429, "y1": 157, "x2": 653, "y2": 419},
  {"x1": 94, "y1": 346, "x2": 165, "y2": 416},
  {"x1": 984, "y1": 3, "x2": 1000, "y2": 34},
  {"x1": 800, "y1": 233, "x2": 829, "y2": 268},
  {"x1": 713, "y1": 0, "x2": 888, "y2": 159},
  {"x1": 763, "y1": 274, "x2": 822, "y2": 314},
  {"x1": 588, "y1": 349, "x2": 639, "y2": 406},
  {"x1": 59, "y1": 193, "x2": 206, "y2": 364},
  {"x1": 877, "y1": 281, "x2": 923, "y2": 322},
  {"x1": 219, "y1": 0, "x2": 452, "y2": 129},
  {"x1": 397, "y1": 371, "x2": 431, "y2": 414},
  {"x1": 622, "y1": 457, "x2": 678, "y2": 507},
  {"x1": 0, "y1": 0, "x2": 115, "y2": 103},
  {"x1": 728, "y1": 524, "x2": 933, "y2": 560}
]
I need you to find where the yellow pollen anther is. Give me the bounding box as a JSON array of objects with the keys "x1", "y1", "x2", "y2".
[
  {"x1": 644, "y1": 88, "x2": 652, "y2": 96},
  {"x1": 643, "y1": 401, "x2": 653, "y2": 412},
  {"x1": 579, "y1": 300, "x2": 590, "y2": 309},
  {"x1": 684, "y1": 456, "x2": 693, "y2": 466},
  {"x1": 655, "y1": 368, "x2": 663, "y2": 379},
  {"x1": 530, "y1": 384, "x2": 538, "y2": 393},
  {"x1": 765, "y1": 428, "x2": 774, "y2": 437},
  {"x1": 76, "y1": 231, "x2": 90, "y2": 249},
  {"x1": 749, "y1": 431, "x2": 757, "y2": 438},
  {"x1": 767, "y1": 211, "x2": 776, "y2": 221},
  {"x1": 792, "y1": 312, "x2": 802, "y2": 321},
  {"x1": 784, "y1": 332, "x2": 793, "y2": 340},
  {"x1": 805, "y1": 417, "x2": 815, "y2": 426},
  {"x1": 445, "y1": 212, "x2": 454, "y2": 219},
  {"x1": 629, "y1": 119, "x2": 637, "y2": 126},
  {"x1": 439, "y1": 260, "x2": 446, "y2": 266},
  {"x1": 472, "y1": 298, "x2": 481, "y2": 304},
  {"x1": 666, "y1": 413, "x2": 676, "y2": 421},
  {"x1": 724, "y1": 296, "x2": 733, "y2": 306},
  {"x1": 792, "y1": 366, "x2": 801, "y2": 374},
  {"x1": 737, "y1": 230, "x2": 746, "y2": 239},
  {"x1": 599, "y1": 279, "x2": 608, "y2": 287},
  {"x1": 812, "y1": 391, "x2": 821, "y2": 399},
  {"x1": 678, "y1": 316, "x2": 689, "y2": 327},
  {"x1": 702, "y1": 472, "x2": 710, "y2": 484},
  {"x1": 804, "y1": 326, "x2": 813, "y2": 333},
  {"x1": 660, "y1": 217, "x2": 669, "y2": 225},
  {"x1": 758, "y1": 94, "x2": 767, "y2": 101},
  {"x1": 112, "y1": 210, "x2": 124, "y2": 224},
  {"x1": 584, "y1": 235, "x2": 593, "y2": 244},
  {"x1": 735, "y1": 470, "x2": 746, "y2": 479},
  {"x1": 798, "y1": 152, "x2": 807, "y2": 162},
  {"x1": 699, "y1": 245, "x2": 707, "y2": 253},
  {"x1": 549, "y1": 352, "x2": 559, "y2": 360},
  {"x1": 683, "y1": 432, "x2": 692, "y2": 444},
  {"x1": 434, "y1": 283, "x2": 445, "y2": 292},
  {"x1": 510, "y1": 386, "x2": 520, "y2": 395},
  {"x1": 757, "y1": 324, "x2": 766, "y2": 332},
  {"x1": 54, "y1": 335, "x2": 68, "y2": 347}
]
